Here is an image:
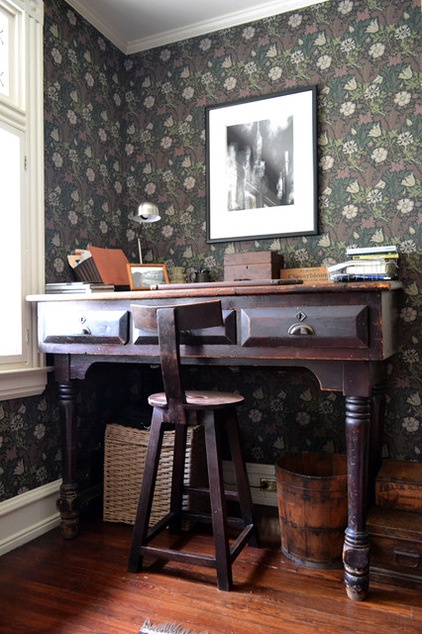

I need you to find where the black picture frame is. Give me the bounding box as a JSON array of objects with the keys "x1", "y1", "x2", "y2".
[{"x1": 206, "y1": 86, "x2": 318, "y2": 243}]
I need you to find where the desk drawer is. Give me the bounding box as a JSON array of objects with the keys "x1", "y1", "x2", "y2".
[
  {"x1": 41, "y1": 308, "x2": 129, "y2": 344},
  {"x1": 133, "y1": 309, "x2": 236, "y2": 345},
  {"x1": 239, "y1": 305, "x2": 368, "y2": 348}
]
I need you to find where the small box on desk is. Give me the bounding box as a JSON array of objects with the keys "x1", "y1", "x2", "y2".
[
  {"x1": 375, "y1": 460, "x2": 422, "y2": 513},
  {"x1": 224, "y1": 251, "x2": 283, "y2": 281}
]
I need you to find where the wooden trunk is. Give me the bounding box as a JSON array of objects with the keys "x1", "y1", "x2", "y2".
[
  {"x1": 375, "y1": 460, "x2": 422, "y2": 513},
  {"x1": 224, "y1": 251, "x2": 283, "y2": 281},
  {"x1": 367, "y1": 507, "x2": 422, "y2": 588}
]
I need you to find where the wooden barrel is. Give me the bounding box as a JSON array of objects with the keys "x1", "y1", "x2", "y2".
[{"x1": 275, "y1": 452, "x2": 348, "y2": 568}]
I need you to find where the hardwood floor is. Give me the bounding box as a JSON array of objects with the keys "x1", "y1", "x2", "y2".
[{"x1": 0, "y1": 513, "x2": 420, "y2": 634}]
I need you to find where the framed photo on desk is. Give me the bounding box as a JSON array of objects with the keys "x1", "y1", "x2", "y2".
[{"x1": 127, "y1": 264, "x2": 169, "y2": 290}]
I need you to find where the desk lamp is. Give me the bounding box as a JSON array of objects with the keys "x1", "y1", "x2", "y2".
[{"x1": 133, "y1": 202, "x2": 161, "y2": 263}]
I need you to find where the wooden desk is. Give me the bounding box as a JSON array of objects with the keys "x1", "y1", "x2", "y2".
[{"x1": 28, "y1": 281, "x2": 401, "y2": 601}]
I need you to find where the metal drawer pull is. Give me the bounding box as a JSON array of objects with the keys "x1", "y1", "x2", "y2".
[
  {"x1": 80, "y1": 316, "x2": 91, "y2": 335},
  {"x1": 288, "y1": 323, "x2": 315, "y2": 336},
  {"x1": 394, "y1": 548, "x2": 420, "y2": 568}
]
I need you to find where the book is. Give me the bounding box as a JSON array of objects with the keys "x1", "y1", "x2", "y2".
[
  {"x1": 279, "y1": 266, "x2": 329, "y2": 283},
  {"x1": 348, "y1": 253, "x2": 399, "y2": 260},
  {"x1": 327, "y1": 258, "x2": 398, "y2": 281},
  {"x1": 88, "y1": 246, "x2": 131, "y2": 286},
  {"x1": 346, "y1": 245, "x2": 398, "y2": 257},
  {"x1": 45, "y1": 282, "x2": 115, "y2": 294},
  {"x1": 328, "y1": 273, "x2": 395, "y2": 282}
]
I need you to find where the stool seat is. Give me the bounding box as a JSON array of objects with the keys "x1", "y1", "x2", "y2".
[
  {"x1": 148, "y1": 390, "x2": 244, "y2": 409},
  {"x1": 127, "y1": 300, "x2": 259, "y2": 590}
]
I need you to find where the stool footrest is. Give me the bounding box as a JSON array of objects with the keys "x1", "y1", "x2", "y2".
[
  {"x1": 146, "y1": 511, "x2": 176, "y2": 541},
  {"x1": 146, "y1": 511, "x2": 249, "y2": 536},
  {"x1": 230, "y1": 524, "x2": 255, "y2": 561},
  {"x1": 140, "y1": 544, "x2": 217, "y2": 569},
  {"x1": 184, "y1": 485, "x2": 241, "y2": 502},
  {"x1": 140, "y1": 524, "x2": 255, "y2": 570}
]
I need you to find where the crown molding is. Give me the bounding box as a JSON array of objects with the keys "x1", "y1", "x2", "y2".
[
  {"x1": 65, "y1": 0, "x2": 128, "y2": 52},
  {"x1": 126, "y1": 0, "x2": 326, "y2": 54},
  {"x1": 65, "y1": 0, "x2": 328, "y2": 55}
]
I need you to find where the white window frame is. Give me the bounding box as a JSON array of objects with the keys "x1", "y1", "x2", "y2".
[{"x1": 0, "y1": 0, "x2": 49, "y2": 399}]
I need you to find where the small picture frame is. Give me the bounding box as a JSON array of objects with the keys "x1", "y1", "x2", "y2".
[{"x1": 127, "y1": 264, "x2": 169, "y2": 290}]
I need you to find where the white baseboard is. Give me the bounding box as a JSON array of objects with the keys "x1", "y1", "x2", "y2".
[{"x1": 0, "y1": 479, "x2": 62, "y2": 556}]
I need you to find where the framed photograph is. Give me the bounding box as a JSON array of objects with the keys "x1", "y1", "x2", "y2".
[
  {"x1": 127, "y1": 264, "x2": 169, "y2": 290},
  {"x1": 206, "y1": 86, "x2": 318, "y2": 243}
]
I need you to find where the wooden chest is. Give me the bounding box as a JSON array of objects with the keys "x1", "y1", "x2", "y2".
[
  {"x1": 224, "y1": 251, "x2": 283, "y2": 281},
  {"x1": 375, "y1": 460, "x2": 422, "y2": 513},
  {"x1": 367, "y1": 507, "x2": 422, "y2": 587}
]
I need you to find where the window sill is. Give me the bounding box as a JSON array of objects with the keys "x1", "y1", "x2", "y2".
[{"x1": 0, "y1": 367, "x2": 53, "y2": 400}]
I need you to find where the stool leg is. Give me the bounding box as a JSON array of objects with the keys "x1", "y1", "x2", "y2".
[
  {"x1": 224, "y1": 408, "x2": 259, "y2": 547},
  {"x1": 169, "y1": 421, "x2": 188, "y2": 533},
  {"x1": 128, "y1": 408, "x2": 165, "y2": 572},
  {"x1": 203, "y1": 411, "x2": 232, "y2": 591}
]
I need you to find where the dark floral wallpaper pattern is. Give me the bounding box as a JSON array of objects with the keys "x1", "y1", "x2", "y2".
[{"x1": 0, "y1": 0, "x2": 420, "y2": 502}]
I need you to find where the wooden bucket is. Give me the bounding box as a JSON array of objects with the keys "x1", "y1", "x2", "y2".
[{"x1": 275, "y1": 452, "x2": 348, "y2": 568}]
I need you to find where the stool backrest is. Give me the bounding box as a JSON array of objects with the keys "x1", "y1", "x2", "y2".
[{"x1": 131, "y1": 300, "x2": 223, "y2": 423}]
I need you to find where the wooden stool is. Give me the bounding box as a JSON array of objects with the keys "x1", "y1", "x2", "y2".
[{"x1": 128, "y1": 300, "x2": 258, "y2": 590}]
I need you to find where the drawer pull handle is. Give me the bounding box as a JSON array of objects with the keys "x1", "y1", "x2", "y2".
[
  {"x1": 288, "y1": 323, "x2": 315, "y2": 336},
  {"x1": 393, "y1": 548, "x2": 420, "y2": 568},
  {"x1": 81, "y1": 327, "x2": 91, "y2": 335}
]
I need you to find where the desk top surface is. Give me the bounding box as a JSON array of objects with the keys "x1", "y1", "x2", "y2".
[{"x1": 27, "y1": 280, "x2": 402, "y2": 303}]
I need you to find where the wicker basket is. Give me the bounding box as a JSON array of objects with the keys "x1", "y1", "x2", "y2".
[{"x1": 103, "y1": 423, "x2": 205, "y2": 525}]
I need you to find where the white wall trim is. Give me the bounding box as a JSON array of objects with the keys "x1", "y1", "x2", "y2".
[
  {"x1": 223, "y1": 461, "x2": 278, "y2": 507},
  {"x1": 0, "y1": 479, "x2": 62, "y2": 556},
  {"x1": 66, "y1": 0, "x2": 329, "y2": 55}
]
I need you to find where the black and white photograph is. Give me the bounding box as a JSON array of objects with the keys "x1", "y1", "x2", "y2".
[
  {"x1": 226, "y1": 117, "x2": 293, "y2": 211},
  {"x1": 206, "y1": 87, "x2": 318, "y2": 243}
]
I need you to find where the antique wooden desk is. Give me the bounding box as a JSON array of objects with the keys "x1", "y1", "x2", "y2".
[{"x1": 28, "y1": 281, "x2": 401, "y2": 601}]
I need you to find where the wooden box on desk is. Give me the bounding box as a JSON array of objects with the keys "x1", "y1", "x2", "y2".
[
  {"x1": 224, "y1": 251, "x2": 283, "y2": 281},
  {"x1": 367, "y1": 507, "x2": 422, "y2": 588},
  {"x1": 375, "y1": 460, "x2": 422, "y2": 513}
]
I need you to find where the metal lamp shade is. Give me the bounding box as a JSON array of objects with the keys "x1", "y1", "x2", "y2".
[{"x1": 133, "y1": 202, "x2": 161, "y2": 224}]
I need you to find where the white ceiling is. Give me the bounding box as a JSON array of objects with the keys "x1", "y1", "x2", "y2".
[{"x1": 65, "y1": 0, "x2": 327, "y2": 55}]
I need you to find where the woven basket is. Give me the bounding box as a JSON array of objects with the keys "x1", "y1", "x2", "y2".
[{"x1": 103, "y1": 423, "x2": 205, "y2": 525}]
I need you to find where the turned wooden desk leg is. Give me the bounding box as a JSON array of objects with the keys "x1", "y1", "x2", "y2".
[
  {"x1": 343, "y1": 395, "x2": 371, "y2": 601},
  {"x1": 56, "y1": 380, "x2": 80, "y2": 539},
  {"x1": 369, "y1": 382, "x2": 386, "y2": 503}
]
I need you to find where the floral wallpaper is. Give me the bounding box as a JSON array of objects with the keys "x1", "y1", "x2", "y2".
[{"x1": 0, "y1": 0, "x2": 420, "y2": 502}]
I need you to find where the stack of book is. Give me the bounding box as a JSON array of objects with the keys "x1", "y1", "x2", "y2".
[{"x1": 328, "y1": 245, "x2": 399, "y2": 282}]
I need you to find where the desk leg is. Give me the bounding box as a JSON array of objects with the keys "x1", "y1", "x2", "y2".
[
  {"x1": 343, "y1": 395, "x2": 370, "y2": 601},
  {"x1": 56, "y1": 380, "x2": 80, "y2": 539},
  {"x1": 369, "y1": 382, "x2": 385, "y2": 501}
]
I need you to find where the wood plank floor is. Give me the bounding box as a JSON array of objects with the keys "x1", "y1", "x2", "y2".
[{"x1": 0, "y1": 515, "x2": 421, "y2": 634}]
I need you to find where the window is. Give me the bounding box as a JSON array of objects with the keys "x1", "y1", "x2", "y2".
[{"x1": 0, "y1": 0, "x2": 48, "y2": 399}]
